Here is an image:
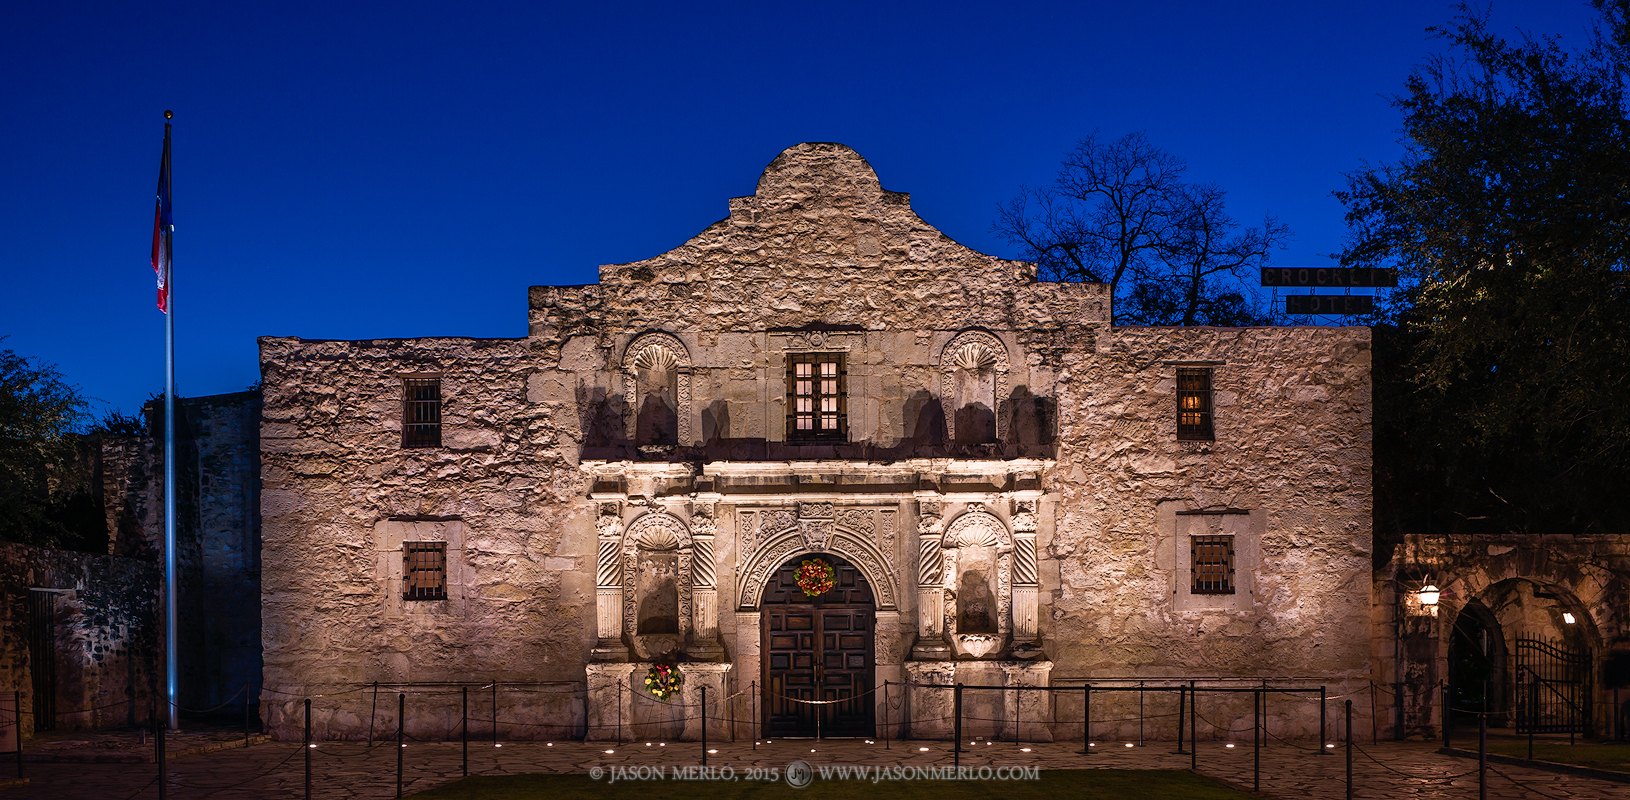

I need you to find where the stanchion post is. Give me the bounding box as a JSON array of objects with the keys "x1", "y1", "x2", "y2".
[
  {"x1": 368, "y1": 681, "x2": 378, "y2": 747},
  {"x1": 1442, "y1": 681, "x2": 1451, "y2": 750},
  {"x1": 1528, "y1": 678, "x2": 1535, "y2": 760},
  {"x1": 880, "y1": 681, "x2": 893, "y2": 752},
  {"x1": 1345, "y1": 700, "x2": 1352, "y2": 800},
  {"x1": 303, "y1": 698, "x2": 311, "y2": 800},
  {"x1": 1479, "y1": 708, "x2": 1487, "y2": 800},
  {"x1": 1370, "y1": 682, "x2": 1378, "y2": 744},
  {"x1": 1138, "y1": 682, "x2": 1145, "y2": 747},
  {"x1": 397, "y1": 693, "x2": 405, "y2": 800},
  {"x1": 1076, "y1": 684, "x2": 1090, "y2": 756},
  {"x1": 701, "y1": 685, "x2": 708, "y2": 767},
  {"x1": 461, "y1": 687, "x2": 468, "y2": 777},
  {"x1": 1189, "y1": 681, "x2": 1197, "y2": 772},
  {"x1": 751, "y1": 680, "x2": 757, "y2": 749},
  {"x1": 1253, "y1": 689, "x2": 1260, "y2": 792},
  {"x1": 1175, "y1": 685, "x2": 1186, "y2": 754},
  {"x1": 158, "y1": 696, "x2": 168, "y2": 800},
  {"x1": 953, "y1": 682, "x2": 963, "y2": 769},
  {"x1": 617, "y1": 680, "x2": 624, "y2": 745},
  {"x1": 244, "y1": 681, "x2": 251, "y2": 748},
  {"x1": 1320, "y1": 685, "x2": 1328, "y2": 754},
  {"x1": 14, "y1": 689, "x2": 22, "y2": 779},
  {"x1": 492, "y1": 683, "x2": 498, "y2": 747}
]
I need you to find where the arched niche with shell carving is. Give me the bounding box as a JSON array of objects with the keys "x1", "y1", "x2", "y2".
[
  {"x1": 621, "y1": 332, "x2": 693, "y2": 447},
  {"x1": 941, "y1": 508, "x2": 1014, "y2": 654},
  {"x1": 619, "y1": 511, "x2": 695, "y2": 653},
  {"x1": 939, "y1": 330, "x2": 1011, "y2": 444}
]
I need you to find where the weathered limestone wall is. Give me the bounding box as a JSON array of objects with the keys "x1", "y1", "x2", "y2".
[
  {"x1": 259, "y1": 142, "x2": 1374, "y2": 741},
  {"x1": 0, "y1": 542, "x2": 160, "y2": 737},
  {"x1": 257, "y1": 337, "x2": 593, "y2": 739}
]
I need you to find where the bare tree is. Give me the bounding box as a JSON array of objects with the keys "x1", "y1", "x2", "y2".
[{"x1": 994, "y1": 131, "x2": 1287, "y2": 325}]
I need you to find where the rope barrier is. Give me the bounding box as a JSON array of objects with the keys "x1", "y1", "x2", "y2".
[
  {"x1": 1487, "y1": 762, "x2": 1573, "y2": 800},
  {"x1": 116, "y1": 775, "x2": 159, "y2": 800},
  {"x1": 163, "y1": 744, "x2": 304, "y2": 793},
  {"x1": 167, "y1": 683, "x2": 248, "y2": 714},
  {"x1": 1349, "y1": 742, "x2": 1479, "y2": 782}
]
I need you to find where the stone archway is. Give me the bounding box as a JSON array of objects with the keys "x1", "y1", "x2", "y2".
[{"x1": 760, "y1": 553, "x2": 876, "y2": 738}]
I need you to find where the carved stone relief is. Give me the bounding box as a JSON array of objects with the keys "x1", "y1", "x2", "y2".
[
  {"x1": 620, "y1": 510, "x2": 694, "y2": 651},
  {"x1": 620, "y1": 332, "x2": 693, "y2": 446},
  {"x1": 941, "y1": 507, "x2": 1016, "y2": 654},
  {"x1": 938, "y1": 330, "x2": 1011, "y2": 443}
]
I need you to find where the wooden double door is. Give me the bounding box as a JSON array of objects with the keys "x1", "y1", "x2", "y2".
[{"x1": 762, "y1": 554, "x2": 875, "y2": 737}]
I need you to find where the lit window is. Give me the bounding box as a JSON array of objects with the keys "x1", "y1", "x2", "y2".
[
  {"x1": 404, "y1": 542, "x2": 447, "y2": 600},
  {"x1": 1176, "y1": 368, "x2": 1214, "y2": 441},
  {"x1": 1191, "y1": 535, "x2": 1234, "y2": 594},
  {"x1": 787, "y1": 353, "x2": 846, "y2": 441},
  {"x1": 403, "y1": 378, "x2": 442, "y2": 448}
]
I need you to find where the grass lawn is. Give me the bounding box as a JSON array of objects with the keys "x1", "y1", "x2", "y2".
[
  {"x1": 1470, "y1": 736, "x2": 1630, "y2": 773},
  {"x1": 411, "y1": 769, "x2": 1255, "y2": 799}
]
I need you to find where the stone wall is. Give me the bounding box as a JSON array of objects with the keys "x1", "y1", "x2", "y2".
[
  {"x1": 1383, "y1": 532, "x2": 1630, "y2": 739},
  {"x1": 0, "y1": 542, "x2": 160, "y2": 738},
  {"x1": 259, "y1": 142, "x2": 1374, "y2": 741}
]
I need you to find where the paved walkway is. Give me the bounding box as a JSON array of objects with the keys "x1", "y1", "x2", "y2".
[{"x1": 0, "y1": 736, "x2": 1623, "y2": 799}]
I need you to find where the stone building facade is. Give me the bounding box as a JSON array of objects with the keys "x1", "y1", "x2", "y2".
[
  {"x1": 0, "y1": 391, "x2": 262, "y2": 739},
  {"x1": 257, "y1": 143, "x2": 1375, "y2": 742}
]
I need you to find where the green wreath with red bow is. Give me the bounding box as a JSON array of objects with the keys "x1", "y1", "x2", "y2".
[{"x1": 795, "y1": 558, "x2": 836, "y2": 597}]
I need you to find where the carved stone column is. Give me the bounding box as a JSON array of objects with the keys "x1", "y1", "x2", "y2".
[
  {"x1": 678, "y1": 662, "x2": 732, "y2": 741},
  {"x1": 999, "y1": 660, "x2": 1053, "y2": 742},
  {"x1": 1011, "y1": 500, "x2": 1043, "y2": 658},
  {"x1": 912, "y1": 498, "x2": 952, "y2": 660},
  {"x1": 687, "y1": 506, "x2": 724, "y2": 660},
  {"x1": 585, "y1": 662, "x2": 637, "y2": 741},
  {"x1": 593, "y1": 505, "x2": 629, "y2": 661},
  {"x1": 905, "y1": 661, "x2": 956, "y2": 739}
]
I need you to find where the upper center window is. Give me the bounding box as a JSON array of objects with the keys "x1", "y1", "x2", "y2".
[{"x1": 788, "y1": 353, "x2": 846, "y2": 441}]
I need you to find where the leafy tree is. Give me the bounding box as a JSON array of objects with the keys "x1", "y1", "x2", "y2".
[
  {"x1": 0, "y1": 341, "x2": 105, "y2": 550},
  {"x1": 994, "y1": 130, "x2": 1288, "y2": 325},
  {"x1": 1340, "y1": 3, "x2": 1630, "y2": 543}
]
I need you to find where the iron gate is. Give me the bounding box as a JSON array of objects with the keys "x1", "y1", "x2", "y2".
[
  {"x1": 28, "y1": 590, "x2": 56, "y2": 733},
  {"x1": 1514, "y1": 634, "x2": 1591, "y2": 735}
]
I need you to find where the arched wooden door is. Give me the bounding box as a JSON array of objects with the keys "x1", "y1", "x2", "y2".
[{"x1": 762, "y1": 553, "x2": 875, "y2": 737}]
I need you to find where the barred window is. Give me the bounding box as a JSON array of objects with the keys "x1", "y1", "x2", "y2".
[
  {"x1": 403, "y1": 542, "x2": 447, "y2": 601},
  {"x1": 1176, "y1": 368, "x2": 1214, "y2": 441},
  {"x1": 403, "y1": 378, "x2": 441, "y2": 448},
  {"x1": 1191, "y1": 535, "x2": 1234, "y2": 594},
  {"x1": 787, "y1": 353, "x2": 846, "y2": 441}
]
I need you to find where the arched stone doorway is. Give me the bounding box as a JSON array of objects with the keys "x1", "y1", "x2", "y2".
[
  {"x1": 1449, "y1": 601, "x2": 1508, "y2": 725},
  {"x1": 1449, "y1": 578, "x2": 1597, "y2": 733},
  {"x1": 761, "y1": 553, "x2": 875, "y2": 737}
]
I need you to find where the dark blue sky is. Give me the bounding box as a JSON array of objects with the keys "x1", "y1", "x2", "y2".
[{"x1": 1, "y1": 0, "x2": 1603, "y2": 417}]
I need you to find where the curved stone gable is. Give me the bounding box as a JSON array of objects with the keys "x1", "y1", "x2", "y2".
[{"x1": 551, "y1": 142, "x2": 1107, "y2": 333}]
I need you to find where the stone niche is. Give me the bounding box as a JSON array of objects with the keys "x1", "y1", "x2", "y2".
[{"x1": 914, "y1": 502, "x2": 1039, "y2": 660}]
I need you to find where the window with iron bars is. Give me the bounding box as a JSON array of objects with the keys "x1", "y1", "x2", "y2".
[
  {"x1": 403, "y1": 542, "x2": 447, "y2": 601},
  {"x1": 1176, "y1": 367, "x2": 1214, "y2": 441},
  {"x1": 1190, "y1": 535, "x2": 1235, "y2": 594},
  {"x1": 787, "y1": 353, "x2": 846, "y2": 441},
  {"x1": 403, "y1": 378, "x2": 442, "y2": 448}
]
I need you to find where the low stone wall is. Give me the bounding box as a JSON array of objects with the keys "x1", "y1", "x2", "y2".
[{"x1": 0, "y1": 542, "x2": 160, "y2": 737}]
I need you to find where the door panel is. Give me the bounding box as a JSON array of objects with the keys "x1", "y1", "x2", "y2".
[{"x1": 762, "y1": 555, "x2": 874, "y2": 738}]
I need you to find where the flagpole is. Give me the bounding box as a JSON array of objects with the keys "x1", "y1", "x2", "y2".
[{"x1": 161, "y1": 110, "x2": 179, "y2": 733}]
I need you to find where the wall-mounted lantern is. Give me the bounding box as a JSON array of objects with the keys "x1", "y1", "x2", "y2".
[
  {"x1": 1563, "y1": 612, "x2": 1577, "y2": 625},
  {"x1": 1418, "y1": 585, "x2": 1441, "y2": 607}
]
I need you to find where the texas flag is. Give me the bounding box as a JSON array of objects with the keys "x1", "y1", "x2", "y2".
[{"x1": 151, "y1": 126, "x2": 172, "y2": 313}]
